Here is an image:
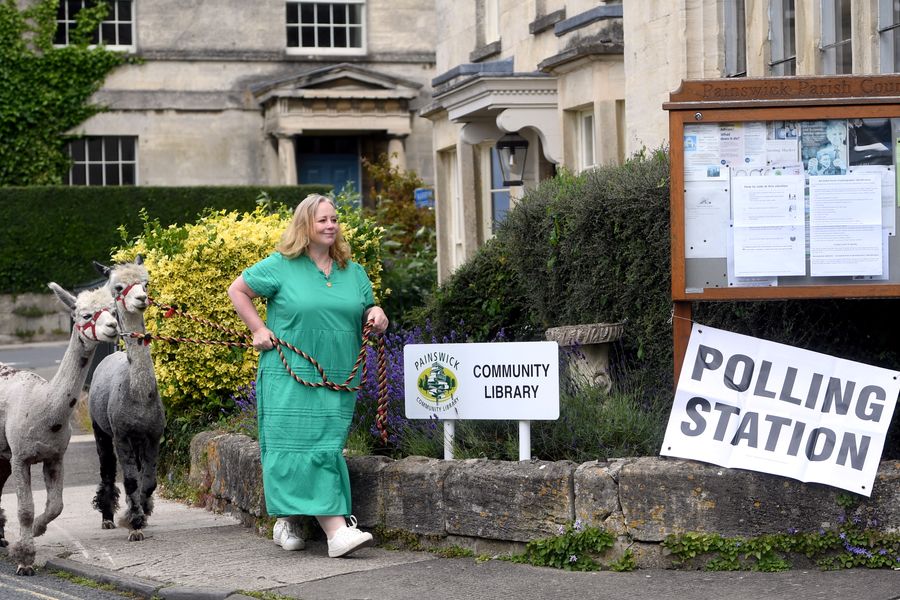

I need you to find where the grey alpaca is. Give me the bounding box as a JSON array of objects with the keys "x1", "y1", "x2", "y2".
[
  {"x1": 89, "y1": 256, "x2": 166, "y2": 541},
  {"x1": 0, "y1": 284, "x2": 118, "y2": 575}
]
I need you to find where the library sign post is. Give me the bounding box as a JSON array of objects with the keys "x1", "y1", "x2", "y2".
[{"x1": 663, "y1": 76, "x2": 900, "y2": 494}]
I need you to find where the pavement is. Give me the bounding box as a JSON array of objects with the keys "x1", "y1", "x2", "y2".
[{"x1": 1, "y1": 343, "x2": 899, "y2": 599}]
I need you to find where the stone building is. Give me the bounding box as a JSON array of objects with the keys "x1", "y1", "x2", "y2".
[
  {"x1": 59, "y1": 0, "x2": 436, "y2": 200},
  {"x1": 425, "y1": 0, "x2": 900, "y2": 282},
  {"x1": 423, "y1": 0, "x2": 625, "y2": 282}
]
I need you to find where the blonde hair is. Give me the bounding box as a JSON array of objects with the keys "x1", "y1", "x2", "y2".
[{"x1": 276, "y1": 194, "x2": 351, "y2": 267}]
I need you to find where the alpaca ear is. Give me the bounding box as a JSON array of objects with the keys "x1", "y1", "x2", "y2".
[
  {"x1": 135, "y1": 254, "x2": 144, "y2": 265},
  {"x1": 48, "y1": 282, "x2": 76, "y2": 311},
  {"x1": 93, "y1": 261, "x2": 111, "y2": 277}
]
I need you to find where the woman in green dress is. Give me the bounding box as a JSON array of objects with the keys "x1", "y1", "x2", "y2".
[{"x1": 228, "y1": 194, "x2": 389, "y2": 558}]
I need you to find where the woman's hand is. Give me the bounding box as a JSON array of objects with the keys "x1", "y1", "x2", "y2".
[
  {"x1": 251, "y1": 326, "x2": 275, "y2": 351},
  {"x1": 365, "y1": 306, "x2": 389, "y2": 334}
]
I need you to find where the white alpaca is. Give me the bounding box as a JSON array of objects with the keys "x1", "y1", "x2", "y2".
[
  {"x1": 89, "y1": 257, "x2": 166, "y2": 541},
  {"x1": 0, "y1": 284, "x2": 118, "y2": 575}
]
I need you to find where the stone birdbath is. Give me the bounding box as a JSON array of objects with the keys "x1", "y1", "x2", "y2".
[{"x1": 544, "y1": 322, "x2": 625, "y2": 391}]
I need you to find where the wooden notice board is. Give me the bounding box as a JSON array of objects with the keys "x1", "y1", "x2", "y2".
[{"x1": 665, "y1": 75, "x2": 900, "y2": 377}]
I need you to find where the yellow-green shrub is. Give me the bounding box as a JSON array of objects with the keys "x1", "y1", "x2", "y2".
[{"x1": 113, "y1": 207, "x2": 384, "y2": 417}]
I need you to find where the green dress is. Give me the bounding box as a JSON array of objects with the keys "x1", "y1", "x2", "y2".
[{"x1": 242, "y1": 252, "x2": 374, "y2": 517}]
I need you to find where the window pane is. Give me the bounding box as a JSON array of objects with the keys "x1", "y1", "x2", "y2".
[
  {"x1": 87, "y1": 138, "x2": 103, "y2": 160},
  {"x1": 349, "y1": 26, "x2": 361, "y2": 47},
  {"x1": 839, "y1": 0, "x2": 851, "y2": 41},
  {"x1": 895, "y1": 28, "x2": 900, "y2": 72},
  {"x1": 70, "y1": 139, "x2": 85, "y2": 161},
  {"x1": 349, "y1": 4, "x2": 362, "y2": 24},
  {"x1": 104, "y1": 137, "x2": 119, "y2": 161},
  {"x1": 287, "y1": 2, "x2": 299, "y2": 24},
  {"x1": 287, "y1": 26, "x2": 299, "y2": 46},
  {"x1": 101, "y1": 22, "x2": 116, "y2": 44},
  {"x1": 89, "y1": 164, "x2": 103, "y2": 184},
  {"x1": 334, "y1": 27, "x2": 347, "y2": 47},
  {"x1": 121, "y1": 164, "x2": 135, "y2": 185},
  {"x1": 301, "y1": 26, "x2": 315, "y2": 46},
  {"x1": 838, "y1": 42, "x2": 852, "y2": 74},
  {"x1": 783, "y1": 1, "x2": 796, "y2": 59},
  {"x1": 333, "y1": 4, "x2": 347, "y2": 24},
  {"x1": 118, "y1": 1, "x2": 131, "y2": 20},
  {"x1": 105, "y1": 164, "x2": 120, "y2": 185},
  {"x1": 72, "y1": 164, "x2": 86, "y2": 185},
  {"x1": 317, "y1": 3, "x2": 331, "y2": 24},
  {"x1": 119, "y1": 23, "x2": 132, "y2": 45},
  {"x1": 300, "y1": 3, "x2": 314, "y2": 23},
  {"x1": 492, "y1": 191, "x2": 510, "y2": 231},
  {"x1": 318, "y1": 26, "x2": 331, "y2": 46},
  {"x1": 67, "y1": 1, "x2": 81, "y2": 17},
  {"x1": 121, "y1": 138, "x2": 135, "y2": 161}
]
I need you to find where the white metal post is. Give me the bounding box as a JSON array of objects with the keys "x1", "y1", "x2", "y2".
[
  {"x1": 519, "y1": 420, "x2": 531, "y2": 461},
  {"x1": 443, "y1": 420, "x2": 455, "y2": 460}
]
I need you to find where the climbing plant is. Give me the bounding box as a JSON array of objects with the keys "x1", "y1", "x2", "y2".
[{"x1": 0, "y1": 0, "x2": 127, "y2": 185}]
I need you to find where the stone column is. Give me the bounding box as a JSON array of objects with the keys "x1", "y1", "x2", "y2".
[
  {"x1": 275, "y1": 134, "x2": 298, "y2": 185},
  {"x1": 387, "y1": 136, "x2": 407, "y2": 171}
]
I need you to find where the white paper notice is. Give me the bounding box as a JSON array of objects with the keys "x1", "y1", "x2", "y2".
[
  {"x1": 726, "y1": 226, "x2": 778, "y2": 287},
  {"x1": 731, "y1": 175, "x2": 806, "y2": 277},
  {"x1": 685, "y1": 179, "x2": 730, "y2": 258},
  {"x1": 719, "y1": 122, "x2": 767, "y2": 169},
  {"x1": 684, "y1": 124, "x2": 721, "y2": 169},
  {"x1": 766, "y1": 139, "x2": 799, "y2": 167},
  {"x1": 809, "y1": 174, "x2": 883, "y2": 277},
  {"x1": 848, "y1": 165, "x2": 896, "y2": 236}
]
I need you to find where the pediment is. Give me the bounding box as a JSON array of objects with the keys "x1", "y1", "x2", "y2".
[{"x1": 252, "y1": 63, "x2": 422, "y2": 104}]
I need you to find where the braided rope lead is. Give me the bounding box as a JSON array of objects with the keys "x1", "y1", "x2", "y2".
[{"x1": 137, "y1": 298, "x2": 390, "y2": 443}]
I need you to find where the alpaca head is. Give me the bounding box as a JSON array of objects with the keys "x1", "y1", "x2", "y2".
[
  {"x1": 48, "y1": 283, "x2": 118, "y2": 345},
  {"x1": 94, "y1": 255, "x2": 150, "y2": 314}
]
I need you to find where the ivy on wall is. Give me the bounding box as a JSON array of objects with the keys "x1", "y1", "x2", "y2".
[{"x1": 0, "y1": 0, "x2": 127, "y2": 185}]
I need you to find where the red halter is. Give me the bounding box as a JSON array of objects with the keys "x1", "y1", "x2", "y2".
[
  {"x1": 74, "y1": 308, "x2": 112, "y2": 341},
  {"x1": 115, "y1": 282, "x2": 144, "y2": 303}
]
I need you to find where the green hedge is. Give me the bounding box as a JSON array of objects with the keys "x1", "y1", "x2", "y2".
[
  {"x1": 416, "y1": 149, "x2": 900, "y2": 456},
  {"x1": 0, "y1": 185, "x2": 330, "y2": 293}
]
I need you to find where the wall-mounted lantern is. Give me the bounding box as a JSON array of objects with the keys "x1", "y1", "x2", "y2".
[{"x1": 496, "y1": 132, "x2": 529, "y2": 186}]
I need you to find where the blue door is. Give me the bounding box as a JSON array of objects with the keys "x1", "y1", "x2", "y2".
[{"x1": 296, "y1": 136, "x2": 360, "y2": 195}]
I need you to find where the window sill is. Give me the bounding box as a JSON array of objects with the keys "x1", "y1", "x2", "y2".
[{"x1": 469, "y1": 40, "x2": 501, "y2": 63}]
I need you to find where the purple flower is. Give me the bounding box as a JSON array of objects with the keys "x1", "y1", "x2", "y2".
[
  {"x1": 787, "y1": 527, "x2": 798, "y2": 535},
  {"x1": 568, "y1": 555, "x2": 578, "y2": 563},
  {"x1": 574, "y1": 519, "x2": 584, "y2": 532}
]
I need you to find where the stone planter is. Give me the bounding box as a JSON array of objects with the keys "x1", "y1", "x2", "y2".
[{"x1": 544, "y1": 322, "x2": 624, "y2": 390}]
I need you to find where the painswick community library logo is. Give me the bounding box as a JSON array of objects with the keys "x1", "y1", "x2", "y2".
[{"x1": 414, "y1": 351, "x2": 461, "y2": 411}]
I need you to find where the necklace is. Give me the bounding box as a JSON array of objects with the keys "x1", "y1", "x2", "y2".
[{"x1": 312, "y1": 255, "x2": 333, "y2": 284}]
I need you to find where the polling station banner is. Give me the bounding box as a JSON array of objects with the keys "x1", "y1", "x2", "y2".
[
  {"x1": 661, "y1": 323, "x2": 900, "y2": 496},
  {"x1": 403, "y1": 341, "x2": 559, "y2": 420}
]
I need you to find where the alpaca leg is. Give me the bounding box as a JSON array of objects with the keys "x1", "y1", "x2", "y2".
[
  {"x1": 10, "y1": 460, "x2": 36, "y2": 576},
  {"x1": 33, "y1": 459, "x2": 64, "y2": 537},
  {"x1": 91, "y1": 422, "x2": 119, "y2": 529},
  {"x1": 0, "y1": 458, "x2": 11, "y2": 547},
  {"x1": 140, "y1": 439, "x2": 161, "y2": 518},
  {"x1": 115, "y1": 437, "x2": 146, "y2": 541}
]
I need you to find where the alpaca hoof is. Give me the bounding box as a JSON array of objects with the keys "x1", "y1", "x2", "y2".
[
  {"x1": 101, "y1": 520, "x2": 116, "y2": 530},
  {"x1": 128, "y1": 530, "x2": 144, "y2": 542},
  {"x1": 16, "y1": 565, "x2": 35, "y2": 576}
]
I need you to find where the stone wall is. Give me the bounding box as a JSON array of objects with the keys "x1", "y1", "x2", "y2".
[
  {"x1": 189, "y1": 431, "x2": 900, "y2": 568},
  {"x1": 0, "y1": 293, "x2": 70, "y2": 344}
]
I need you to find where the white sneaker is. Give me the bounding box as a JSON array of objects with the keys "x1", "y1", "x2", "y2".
[
  {"x1": 327, "y1": 515, "x2": 374, "y2": 558},
  {"x1": 273, "y1": 518, "x2": 305, "y2": 551}
]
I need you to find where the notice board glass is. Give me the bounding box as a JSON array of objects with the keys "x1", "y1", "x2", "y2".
[{"x1": 666, "y1": 76, "x2": 900, "y2": 302}]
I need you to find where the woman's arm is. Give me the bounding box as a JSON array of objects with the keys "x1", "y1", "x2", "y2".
[
  {"x1": 228, "y1": 275, "x2": 275, "y2": 350},
  {"x1": 363, "y1": 306, "x2": 389, "y2": 333}
]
